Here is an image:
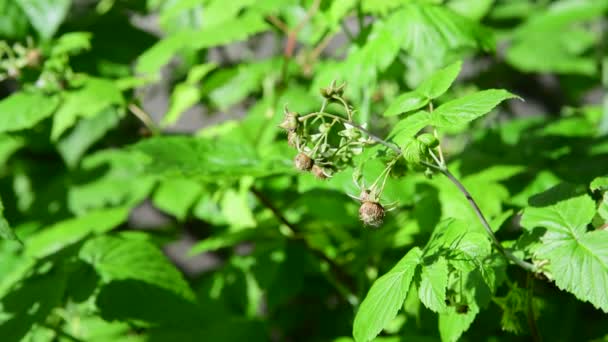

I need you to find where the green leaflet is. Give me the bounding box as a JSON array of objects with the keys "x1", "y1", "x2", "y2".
[
  {"x1": 0, "y1": 196, "x2": 18, "y2": 242},
  {"x1": 387, "y1": 111, "x2": 430, "y2": 147},
  {"x1": 353, "y1": 247, "x2": 422, "y2": 342},
  {"x1": 136, "y1": 12, "x2": 269, "y2": 75},
  {"x1": 25, "y1": 207, "x2": 130, "y2": 258},
  {"x1": 15, "y1": 0, "x2": 70, "y2": 39},
  {"x1": 384, "y1": 60, "x2": 462, "y2": 117},
  {"x1": 130, "y1": 136, "x2": 293, "y2": 180},
  {"x1": 0, "y1": 91, "x2": 60, "y2": 133},
  {"x1": 51, "y1": 77, "x2": 124, "y2": 140},
  {"x1": 521, "y1": 188, "x2": 608, "y2": 312},
  {"x1": 152, "y1": 178, "x2": 203, "y2": 221},
  {"x1": 430, "y1": 89, "x2": 518, "y2": 127},
  {"x1": 79, "y1": 235, "x2": 196, "y2": 301},
  {"x1": 418, "y1": 256, "x2": 449, "y2": 312}
]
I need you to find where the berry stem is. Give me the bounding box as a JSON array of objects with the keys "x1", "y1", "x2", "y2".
[{"x1": 440, "y1": 167, "x2": 538, "y2": 273}]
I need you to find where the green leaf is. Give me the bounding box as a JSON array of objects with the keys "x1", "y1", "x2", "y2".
[
  {"x1": 431, "y1": 89, "x2": 518, "y2": 127},
  {"x1": 15, "y1": 0, "x2": 70, "y2": 39},
  {"x1": 417, "y1": 60, "x2": 463, "y2": 100},
  {"x1": 162, "y1": 63, "x2": 216, "y2": 127},
  {"x1": 131, "y1": 136, "x2": 293, "y2": 180},
  {"x1": 57, "y1": 107, "x2": 121, "y2": 168},
  {"x1": 418, "y1": 256, "x2": 448, "y2": 312},
  {"x1": 383, "y1": 92, "x2": 429, "y2": 117},
  {"x1": 590, "y1": 176, "x2": 608, "y2": 192},
  {"x1": 152, "y1": 178, "x2": 202, "y2": 220},
  {"x1": 0, "y1": 134, "x2": 24, "y2": 166},
  {"x1": 80, "y1": 234, "x2": 195, "y2": 301},
  {"x1": 439, "y1": 304, "x2": 479, "y2": 342},
  {"x1": 52, "y1": 77, "x2": 124, "y2": 140},
  {"x1": 353, "y1": 247, "x2": 422, "y2": 342},
  {"x1": 136, "y1": 12, "x2": 269, "y2": 75},
  {"x1": 25, "y1": 207, "x2": 129, "y2": 258},
  {"x1": 448, "y1": 0, "x2": 494, "y2": 20},
  {"x1": 0, "y1": 196, "x2": 18, "y2": 242},
  {"x1": 0, "y1": 266, "x2": 68, "y2": 341},
  {"x1": 204, "y1": 59, "x2": 279, "y2": 111},
  {"x1": 0, "y1": 91, "x2": 60, "y2": 133},
  {"x1": 521, "y1": 191, "x2": 608, "y2": 312},
  {"x1": 387, "y1": 111, "x2": 430, "y2": 147},
  {"x1": 51, "y1": 31, "x2": 92, "y2": 56},
  {"x1": 0, "y1": 0, "x2": 29, "y2": 39},
  {"x1": 68, "y1": 150, "x2": 155, "y2": 215}
]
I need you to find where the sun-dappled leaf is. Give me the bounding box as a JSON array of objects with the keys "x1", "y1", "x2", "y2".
[
  {"x1": 0, "y1": 91, "x2": 60, "y2": 133},
  {"x1": 152, "y1": 178, "x2": 202, "y2": 220},
  {"x1": 418, "y1": 256, "x2": 448, "y2": 312},
  {"x1": 0, "y1": 196, "x2": 18, "y2": 242},
  {"x1": 15, "y1": 0, "x2": 71, "y2": 39},
  {"x1": 80, "y1": 234, "x2": 196, "y2": 301},
  {"x1": 131, "y1": 136, "x2": 293, "y2": 180},
  {"x1": 388, "y1": 111, "x2": 430, "y2": 147},
  {"x1": 521, "y1": 189, "x2": 608, "y2": 312},
  {"x1": 25, "y1": 207, "x2": 129, "y2": 258},
  {"x1": 353, "y1": 247, "x2": 422, "y2": 342},
  {"x1": 431, "y1": 89, "x2": 518, "y2": 127},
  {"x1": 51, "y1": 77, "x2": 124, "y2": 140}
]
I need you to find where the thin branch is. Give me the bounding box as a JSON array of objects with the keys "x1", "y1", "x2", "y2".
[
  {"x1": 251, "y1": 187, "x2": 358, "y2": 299},
  {"x1": 266, "y1": 15, "x2": 289, "y2": 34},
  {"x1": 128, "y1": 103, "x2": 159, "y2": 135},
  {"x1": 429, "y1": 102, "x2": 445, "y2": 165},
  {"x1": 441, "y1": 168, "x2": 538, "y2": 273}
]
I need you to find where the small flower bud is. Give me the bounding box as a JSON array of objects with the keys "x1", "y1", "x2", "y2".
[
  {"x1": 279, "y1": 108, "x2": 299, "y2": 131},
  {"x1": 25, "y1": 49, "x2": 42, "y2": 68},
  {"x1": 320, "y1": 81, "x2": 346, "y2": 99},
  {"x1": 311, "y1": 164, "x2": 329, "y2": 179},
  {"x1": 294, "y1": 152, "x2": 313, "y2": 171},
  {"x1": 359, "y1": 201, "x2": 385, "y2": 227}
]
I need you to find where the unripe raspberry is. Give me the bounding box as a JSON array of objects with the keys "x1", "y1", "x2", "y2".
[
  {"x1": 294, "y1": 152, "x2": 313, "y2": 171},
  {"x1": 359, "y1": 201, "x2": 385, "y2": 227},
  {"x1": 311, "y1": 164, "x2": 328, "y2": 179}
]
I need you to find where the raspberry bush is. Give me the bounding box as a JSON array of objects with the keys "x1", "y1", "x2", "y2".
[{"x1": 0, "y1": 1, "x2": 607, "y2": 341}]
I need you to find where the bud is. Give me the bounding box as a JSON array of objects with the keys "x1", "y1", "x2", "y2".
[
  {"x1": 294, "y1": 152, "x2": 313, "y2": 171},
  {"x1": 279, "y1": 108, "x2": 299, "y2": 131},
  {"x1": 359, "y1": 201, "x2": 385, "y2": 227},
  {"x1": 25, "y1": 49, "x2": 42, "y2": 68},
  {"x1": 417, "y1": 133, "x2": 439, "y2": 148},
  {"x1": 287, "y1": 131, "x2": 298, "y2": 148},
  {"x1": 320, "y1": 81, "x2": 346, "y2": 99},
  {"x1": 311, "y1": 164, "x2": 329, "y2": 179}
]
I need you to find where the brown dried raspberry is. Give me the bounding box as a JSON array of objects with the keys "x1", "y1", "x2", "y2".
[
  {"x1": 359, "y1": 201, "x2": 385, "y2": 227},
  {"x1": 25, "y1": 49, "x2": 42, "y2": 68},
  {"x1": 311, "y1": 164, "x2": 328, "y2": 179},
  {"x1": 279, "y1": 109, "x2": 299, "y2": 131},
  {"x1": 294, "y1": 152, "x2": 313, "y2": 171}
]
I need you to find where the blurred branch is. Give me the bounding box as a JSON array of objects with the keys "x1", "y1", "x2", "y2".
[
  {"x1": 128, "y1": 103, "x2": 160, "y2": 136},
  {"x1": 251, "y1": 187, "x2": 358, "y2": 304}
]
